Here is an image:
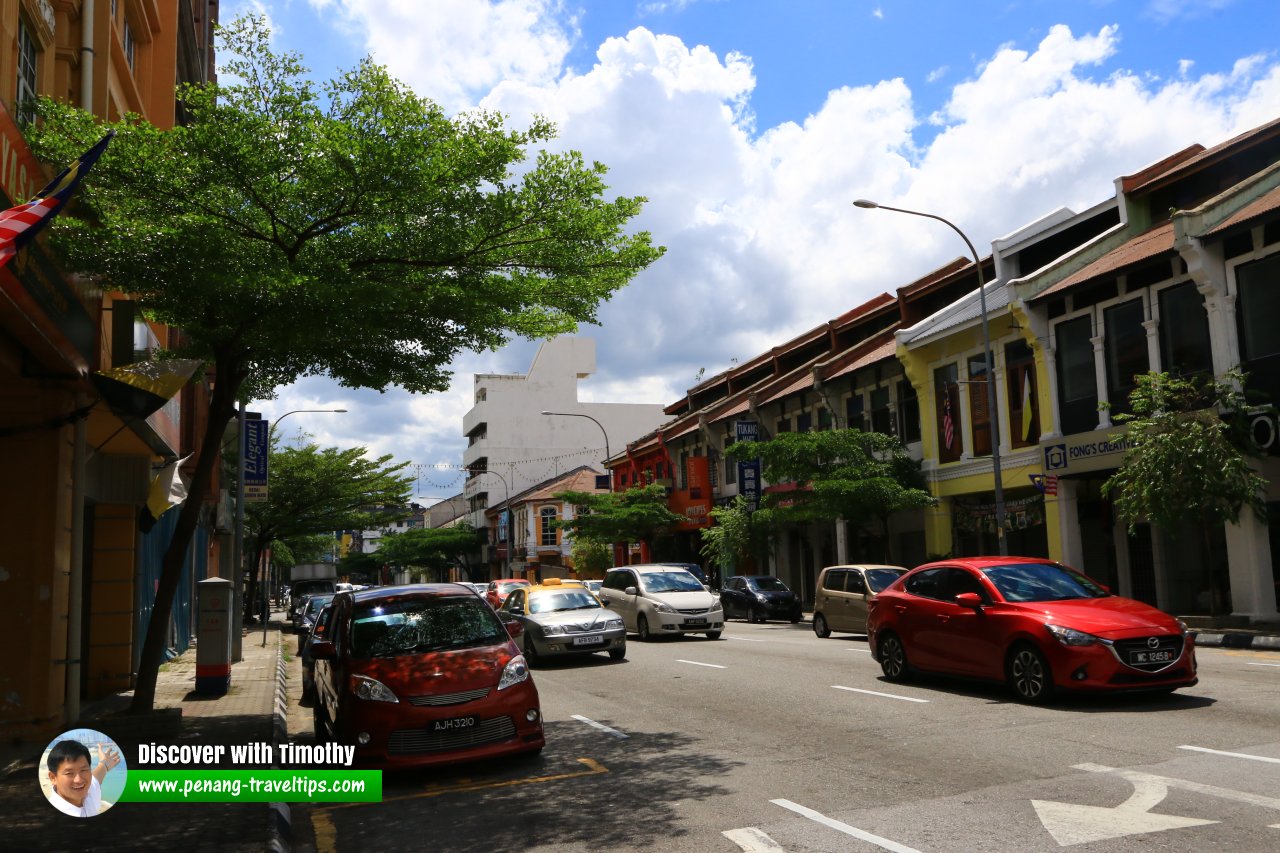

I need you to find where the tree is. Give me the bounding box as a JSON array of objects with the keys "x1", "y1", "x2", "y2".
[
  {"x1": 1102, "y1": 370, "x2": 1269, "y2": 615},
  {"x1": 244, "y1": 441, "x2": 414, "y2": 615},
  {"x1": 27, "y1": 17, "x2": 662, "y2": 712},
  {"x1": 377, "y1": 525, "x2": 484, "y2": 581},
  {"x1": 700, "y1": 496, "x2": 772, "y2": 578},
  {"x1": 728, "y1": 430, "x2": 934, "y2": 563},
  {"x1": 570, "y1": 536, "x2": 614, "y2": 577},
  {"x1": 553, "y1": 484, "x2": 686, "y2": 557}
]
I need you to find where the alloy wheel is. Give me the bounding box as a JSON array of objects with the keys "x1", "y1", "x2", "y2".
[
  {"x1": 813, "y1": 613, "x2": 831, "y2": 638},
  {"x1": 1009, "y1": 645, "x2": 1052, "y2": 703},
  {"x1": 637, "y1": 614, "x2": 652, "y2": 642},
  {"x1": 880, "y1": 634, "x2": 907, "y2": 681}
]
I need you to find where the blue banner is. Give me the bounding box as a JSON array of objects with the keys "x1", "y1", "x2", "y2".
[
  {"x1": 243, "y1": 415, "x2": 269, "y2": 502},
  {"x1": 735, "y1": 420, "x2": 761, "y2": 511}
]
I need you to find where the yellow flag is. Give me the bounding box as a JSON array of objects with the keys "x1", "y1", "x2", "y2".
[{"x1": 1020, "y1": 370, "x2": 1034, "y2": 442}]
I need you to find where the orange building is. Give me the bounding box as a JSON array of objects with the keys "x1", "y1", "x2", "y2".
[{"x1": 0, "y1": 1, "x2": 217, "y2": 741}]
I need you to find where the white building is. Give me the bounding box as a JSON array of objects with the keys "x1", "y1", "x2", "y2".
[{"x1": 461, "y1": 336, "x2": 669, "y2": 529}]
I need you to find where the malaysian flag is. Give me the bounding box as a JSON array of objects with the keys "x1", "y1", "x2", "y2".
[
  {"x1": 0, "y1": 131, "x2": 114, "y2": 268},
  {"x1": 942, "y1": 389, "x2": 955, "y2": 451}
]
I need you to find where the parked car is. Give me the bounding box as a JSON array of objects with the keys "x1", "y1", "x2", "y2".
[
  {"x1": 311, "y1": 585, "x2": 544, "y2": 767},
  {"x1": 296, "y1": 593, "x2": 335, "y2": 636},
  {"x1": 499, "y1": 578, "x2": 626, "y2": 664},
  {"x1": 597, "y1": 565, "x2": 724, "y2": 641},
  {"x1": 485, "y1": 578, "x2": 531, "y2": 610},
  {"x1": 656, "y1": 562, "x2": 711, "y2": 588},
  {"x1": 812, "y1": 564, "x2": 909, "y2": 637},
  {"x1": 582, "y1": 580, "x2": 603, "y2": 597},
  {"x1": 866, "y1": 557, "x2": 1198, "y2": 703},
  {"x1": 720, "y1": 575, "x2": 802, "y2": 623},
  {"x1": 300, "y1": 603, "x2": 334, "y2": 702},
  {"x1": 290, "y1": 594, "x2": 315, "y2": 631}
]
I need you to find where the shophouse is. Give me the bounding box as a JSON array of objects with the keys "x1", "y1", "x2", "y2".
[
  {"x1": 0, "y1": 2, "x2": 218, "y2": 739},
  {"x1": 484, "y1": 465, "x2": 607, "y2": 580}
]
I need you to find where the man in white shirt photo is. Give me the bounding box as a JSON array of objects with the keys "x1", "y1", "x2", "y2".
[{"x1": 45, "y1": 739, "x2": 120, "y2": 817}]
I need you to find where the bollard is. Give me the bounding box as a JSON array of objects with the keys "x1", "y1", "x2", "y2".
[{"x1": 195, "y1": 577, "x2": 233, "y2": 695}]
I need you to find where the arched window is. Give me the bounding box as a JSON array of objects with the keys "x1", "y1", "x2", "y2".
[{"x1": 540, "y1": 507, "x2": 558, "y2": 546}]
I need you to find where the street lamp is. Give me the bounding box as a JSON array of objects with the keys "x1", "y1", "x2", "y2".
[
  {"x1": 853, "y1": 199, "x2": 1007, "y2": 555},
  {"x1": 255, "y1": 407, "x2": 347, "y2": 645},
  {"x1": 541, "y1": 410, "x2": 612, "y2": 491}
]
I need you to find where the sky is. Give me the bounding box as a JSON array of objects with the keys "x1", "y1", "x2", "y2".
[{"x1": 228, "y1": 0, "x2": 1280, "y2": 500}]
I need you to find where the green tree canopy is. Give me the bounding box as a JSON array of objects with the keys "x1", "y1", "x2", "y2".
[
  {"x1": 700, "y1": 496, "x2": 772, "y2": 579},
  {"x1": 728, "y1": 429, "x2": 933, "y2": 563},
  {"x1": 1103, "y1": 370, "x2": 1269, "y2": 614},
  {"x1": 26, "y1": 16, "x2": 662, "y2": 712},
  {"x1": 553, "y1": 484, "x2": 686, "y2": 553},
  {"x1": 377, "y1": 525, "x2": 484, "y2": 581}
]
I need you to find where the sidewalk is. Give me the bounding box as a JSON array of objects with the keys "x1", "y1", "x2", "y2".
[{"x1": 0, "y1": 611, "x2": 290, "y2": 852}]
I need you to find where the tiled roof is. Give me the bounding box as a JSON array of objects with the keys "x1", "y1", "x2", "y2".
[
  {"x1": 899, "y1": 278, "x2": 1011, "y2": 345},
  {"x1": 1124, "y1": 115, "x2": 1280, "y2": 196},
  {"x1": 824, "y1": 338, "x2": 899, "y2": 380},
  {"x1": 1206, "y1": 184, "x2": 1280, "y2": 236},
  {"x1": 1030, "y1": 221, "x2": 1174, "y2": 302}
]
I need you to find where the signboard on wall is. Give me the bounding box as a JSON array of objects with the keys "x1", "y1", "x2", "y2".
[
  {"x1": 735, "y1": 420, "x2": 761, "y2": 511},
  {"x1": 1042, "y1": 427, "x2": 1136, "y2": 477},
  {"x1": 243, "y1": 415, "x2": 269, "y2": 502}
]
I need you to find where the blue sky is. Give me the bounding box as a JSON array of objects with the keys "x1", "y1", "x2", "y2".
[{"x1": 229, "y1": 0, "x2": 1280, "y2": 490}]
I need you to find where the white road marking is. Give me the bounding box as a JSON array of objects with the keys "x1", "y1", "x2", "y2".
[
  {"x1": 770, "y1": 799, "x2": 921, "y2": 853},
  {"x1": 1033, "y1": 772, "x2": 1216, "y2": 846},
  {"x1": 570, "y1": 714, "x2": 629, "y2": 739},
  {"x1": 1075, "y1": 763, "x2": 1280, "y2": 810},
  {"x1": 725, "y1": 636, "x2": 767, "y2": 643},
  {"x1": 722, "y1": 826, "x2": 785, "y2": 851},
  {"x1": 832, "y1": 685, "x2": 928, "y2": 703},
  {"x1": 677, "y1": 659, "x2": 726, "y2": 669},
  {"x1": 1248, "y1": 662, "x2": 1280, "y2": 667},
  {"x1": 1178, "y1": 745, "x2": 1280, "y2": 764},
  {"x1": 846, "y1": 648, "x2": 872, "y2": 653}
]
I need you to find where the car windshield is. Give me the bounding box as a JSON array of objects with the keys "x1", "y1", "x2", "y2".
[
  {"x1": 982, "y1": 562, "x2": 1110, "y2": 602},
  {"x1": 528, "y1": 591, "x2": 602, "y2": 614},
  {"x1": 865, "y1": 569, "x2": 906, "y2": 593},
  {"x1": 497, "y1": 581, "x2": 526, "y2": 592},
  {"x1": 306, "y1": 595, "x2": 335, "y2": 615},
  {"x1": 350, "y1": 596, "x2": 506, "y2": 658},
  {"x1": 641, "y1": 571, "x2": 704, "y2": 593},
  {"x1": 747, "y1": 577, "x2": 789, "y2": 592}
]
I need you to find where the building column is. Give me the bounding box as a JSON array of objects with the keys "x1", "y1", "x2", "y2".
[
  {"x1": 835, "y1": 517, "x2": 848, "y2": 565},
  {"x1": 1051, "y1": 479, "x2": 1083, "y2": 568},
  {"x1": 1224, "y1": 507, "x2": 1280, "y2": 622},
  {"x1": 1041, "y1": 346, "x2": 1061, "y2": 440},
  {"x1": 1179, "y1": 235, "x2": 1236, "y2": 379},
  {"x1": 1113, "y1": 521, "x2": 1134, "y2": 600},
  {"x1": 924, "y1": 495, "x2": 954, "y2": 558},
  {"x1": 1150, "y1": 527, "x2": 1172, "y2": 612},
  {"x1": 1142, "y1": 318, "x2": 1160, "y2": 374},
  {"x1": 1091, "y1": 334, "x2": 1111, "y2": 429}
]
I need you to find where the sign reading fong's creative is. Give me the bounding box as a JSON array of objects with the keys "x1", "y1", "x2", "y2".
[{"x1": 1041, "y1": 428, "x2": 1137, "y2": 477}]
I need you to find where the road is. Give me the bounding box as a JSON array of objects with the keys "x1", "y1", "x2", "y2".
[{"x1": 285, "y1": 620, "x2": 1280, "y2": 852}]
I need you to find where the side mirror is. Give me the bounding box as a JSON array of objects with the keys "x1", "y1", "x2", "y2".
[
  {"x1": 955, "y1": 592, "x2": 985, "y2": 608},
  {"x1": 505, "y1": 621, "x2": 524, "y2": 638},
  {"x1": 310, "y1": 640, "x2": 337, "y2": 660},
  {"x1": 625, "y1": 586, "x2": 639, "y2": 596}
]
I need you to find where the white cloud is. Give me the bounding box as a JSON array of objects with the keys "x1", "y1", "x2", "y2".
[
  {"x1": 927, "y1": 65, "x2": 949, "y2": 83},
  {"x1": 872, "y1": 6, "x2": 885, "y2": 20},
  {"x1": 1145, "y1": 0, "x2": 1237, "y2": 23},
  {"x1": 267, "y1": 9, "x2": 1280, "y2": 475}
]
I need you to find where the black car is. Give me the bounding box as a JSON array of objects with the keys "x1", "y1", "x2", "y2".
[
  {"x1": 720, "y1": 575, "x2": 802, "y2": 623},
  {"x1": 300, "y1": 603, "x2": 334, "y2": 702}
]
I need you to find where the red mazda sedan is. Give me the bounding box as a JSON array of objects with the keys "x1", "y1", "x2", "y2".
[
  {"x1": 866, "y1": 557, "x2": 1197, "y2": 703},
  {"x1": 311, "y1": 584, "x2": 545, "y2": 768}
]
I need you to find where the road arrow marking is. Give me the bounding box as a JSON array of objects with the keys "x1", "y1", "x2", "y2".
[
  {"x1": 723, "y1": 826, "x2": 785, "y2": 851},
  {"x1": 1075, "y1": 763, "x2": 1280, "y2": 811},
  {"x1": 770, "y1": 799, "x2": 921, "y2": 853}
]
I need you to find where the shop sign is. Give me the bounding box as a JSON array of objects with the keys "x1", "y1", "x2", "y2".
[
  {"x1": 735, "y1": 420, "x2": 761, "y2": 511},
  {"x1": 1042, "y1": 428, "x2": 1135, "y2": 476},
  {"x1": 954, "y1": 493, "x2": 1045, "y2": 534},
  {"x1": 1246, "y1": 408, "x2": 1280, "y2": 456},
  {"x1": 243, "y1": 415, "x2": 269, "y2": 502}
]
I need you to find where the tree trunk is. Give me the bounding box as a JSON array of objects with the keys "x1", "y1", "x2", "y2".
[
  {"x1": 1201, "y1": 517, "x2": 1222, "y2": 618},
  {"x1": 130, "y1": 356, "x2": 243, "y2": 714}
]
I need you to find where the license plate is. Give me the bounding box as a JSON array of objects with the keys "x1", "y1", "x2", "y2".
[
  {"x1": 433, "y1": 715, "x2": 477, "y2": 732},
  {"x1": 1130, "y1": 649, "x2": 1175, "y2": 665},
  {"x1": 684, "y1": 618, "x2": 707, "y2": 627},
  {"x1": 572, "y1": 634, "x2": 604, "y2": 646}
]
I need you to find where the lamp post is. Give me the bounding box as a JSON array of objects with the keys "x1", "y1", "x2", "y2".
[
  {"x1": 541, "y1": 410, "x2": 612, "y2": 491},
  {"x1": 853, "y1": 199, "x2": 1008, "y2": 555},
  {"x1": 256, "y1": 407, "x2": 347, "y2": 645}
]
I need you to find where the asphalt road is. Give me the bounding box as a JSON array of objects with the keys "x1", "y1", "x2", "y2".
[{"x1": 285, "y1": 620, "x2": 1280, "y2": 853}]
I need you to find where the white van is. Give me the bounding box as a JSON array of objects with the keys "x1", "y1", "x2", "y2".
[{"x1": 598, "y1": 565, "x2": 724, "y2": 641}]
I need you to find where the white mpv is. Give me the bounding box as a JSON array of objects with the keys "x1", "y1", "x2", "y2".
[{"x1": 598, "y1": 565, "x2": 724, "y2": 641}]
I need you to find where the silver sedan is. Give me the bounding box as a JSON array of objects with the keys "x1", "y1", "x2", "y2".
[{"x1": 500, "y1": 585, "x2": 627, "y2": 665}]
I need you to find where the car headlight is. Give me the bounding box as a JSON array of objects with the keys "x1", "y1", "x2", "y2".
[
  {"x1": 351, "y1": 675, "x2": 398, "y2": 703},
  {"x1": 498, "y1": 655, "x2": 530, "y2": 690},
  {"x1": 604, "y1": 618, "x2": 624, "y2": 629},
  {"x1": 541, "y1": 624, "x2": 567, "y2": 636},
  {"x1": 709, "y1": 600, "x2": 723, "y2": 613},
  {"x1": 1046, "y1": 624, "x2": 1103, "y2": 646},
  {"x1": 1176, "y1": 619, "x2": 1190, "y2": 636},
  {"x1": 652, "y1": 602, "x2": 675, "y2": 614}
]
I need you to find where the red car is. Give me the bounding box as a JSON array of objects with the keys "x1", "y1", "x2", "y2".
[
  {"x1": 311, "y1": 584, "x2": 545, "y2": 768},
  {"x1": 485, "y1": 578, "x2": 530, "y2": 610},
  {"x1": 866, "y1": 557, "x2": 1197, "y2": 703}
]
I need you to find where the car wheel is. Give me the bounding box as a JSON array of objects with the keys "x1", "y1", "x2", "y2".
[
  {"x1": 637, "y1": 614, "x2": 652, "y2": 642},
  {"x1": 609, "y1": 645, "x2": 626, "y2": 660},
  {"x1": 523, "y1": 635, "x2": 541, "y2": 667},
  {"x1": 747, "y1": 606, "x2": 759, "y2": 624},
  {"x1": 312, "y1": 703, "x2": 329, "y2": 744},
  {"x1": 879, "y1": 632, "x2": 909, "y2": 681},
  {"x1": 813, "y1": 612, "x2": 831, "y2": 638},
  {"x1": 1007, "y1": 643, "x2": 1054, "y2": 704},
  {"x1": 706, "y1": 631, "x2": 722, "y2": 640}
]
